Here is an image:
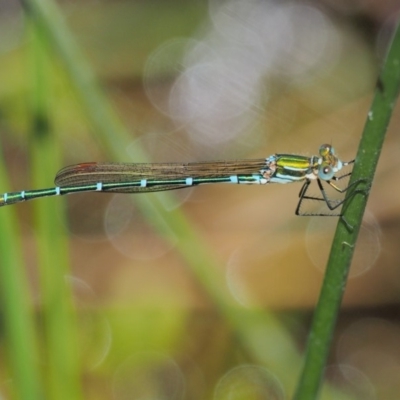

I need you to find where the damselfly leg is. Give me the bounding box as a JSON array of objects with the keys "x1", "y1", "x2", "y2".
[{"x1": 295, "y1": 159, "x2": 359, "y2": 216}]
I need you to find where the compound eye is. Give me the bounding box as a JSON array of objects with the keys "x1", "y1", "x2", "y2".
[
  {"x1": 318, "y1": 163, "x2": 335, "y2": 180},
  {"x1": 319, "y1": 144, "x2": 334, "y2": 157}
]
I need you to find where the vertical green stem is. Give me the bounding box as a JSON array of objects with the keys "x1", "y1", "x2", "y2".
[{"x1": 294, "y1": 21, "x2": 400, "y2": 400}]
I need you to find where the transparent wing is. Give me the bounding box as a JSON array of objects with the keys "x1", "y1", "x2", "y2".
[{"x1": 54, "y1": 160, "x2": 267, "y2": 193}]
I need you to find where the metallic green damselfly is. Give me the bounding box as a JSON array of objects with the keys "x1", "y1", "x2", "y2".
[{"x1": 0, "y1": 144, "x2": 354, "y2": 216}]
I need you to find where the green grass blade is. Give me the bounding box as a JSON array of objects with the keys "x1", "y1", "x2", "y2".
[
  {"x1": 0, "y1": 113, "x2": 43, "y2": 398},
  {"x1": 294, "y1": 21, "x2": 400, "y2": 400},
  {"x1": 0, "y1": 202, "x2": 43, "y2": 399},
  {"x1": 29, "y1": 23, "x2": 83, "y2": 399}
]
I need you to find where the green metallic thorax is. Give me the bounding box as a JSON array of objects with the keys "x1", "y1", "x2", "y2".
[{"x1": 273, "y1": 154, "x2": 317, "y2": 182}]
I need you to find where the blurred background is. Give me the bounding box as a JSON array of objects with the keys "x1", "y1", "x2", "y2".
[{"x1": 0, "y1": 0, "x2": 400, "y2": 399}]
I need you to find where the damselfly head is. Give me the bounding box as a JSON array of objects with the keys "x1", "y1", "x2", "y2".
[{"x1": 318, "y1": 143, "x2": 343, "y2": 175}]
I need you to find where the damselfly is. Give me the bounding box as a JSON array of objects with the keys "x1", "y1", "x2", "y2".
[{"x1": 0, "y1": 144, "x2": 354, "y2": 215}]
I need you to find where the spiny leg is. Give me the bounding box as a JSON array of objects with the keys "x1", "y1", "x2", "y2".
[
  {"x1": 296, "y1": 161, "x2": 353, "y2": 209},
  {"x1": 295, "y1": 180, "x2": 341, "y2": 216},
  {"x1": 295, "y1": 180, "x2": 326, "y2": 216},
  {"x1": 319, "y1": 177, "x2": 369, "y2": 210},
  {"x1": 295, "y1": 175, "x2": 367, "y2": 217}
]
